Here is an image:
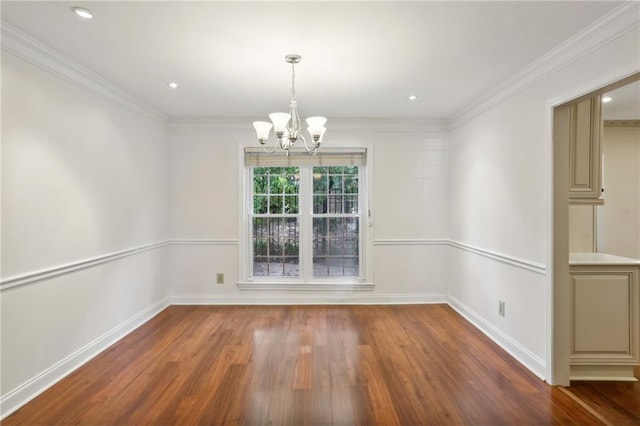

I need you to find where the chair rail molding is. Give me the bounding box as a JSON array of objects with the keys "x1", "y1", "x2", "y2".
[
  {"x1": 0, "y1": 241, "x2": 170, "y2": 291},
  {"x1": 373, "y1": 238, "x2": 449, "y2": 246},
  {"x1": 449, "y1": 240, "x2": 547, "y2": 275}
]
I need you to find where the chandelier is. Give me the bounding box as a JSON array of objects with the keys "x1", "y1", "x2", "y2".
[{"x1": 252, "y1": 54, "x2": 327, "y2": 155}]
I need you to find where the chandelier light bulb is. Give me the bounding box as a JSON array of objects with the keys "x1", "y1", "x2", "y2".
[
  {"x1": 308, "y1": 126, "x2": 327, "y2": 142},
  {"x1": 253, "y1": 121, "x2": 273, "y2": 141},
  {"x1": 269, "y1": 112, "x2": 291, "y2": 134},
  {"x1": 306, "y1": 116, "x2": 327, "y2": 129}
]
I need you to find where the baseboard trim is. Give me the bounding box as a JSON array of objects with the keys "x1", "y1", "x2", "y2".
[
  {"x1": 0, "y1": 298, "x2": 170, "y2": 420},
  {"x1": 570, "y1": 365, "x2": 638, "y2": 382},
  {"x1": 171, "y1": 292, "x2": 447, "y2": 305},
  {"x1": 447, "y1": 295, "x2": 546, "y2": 380}
]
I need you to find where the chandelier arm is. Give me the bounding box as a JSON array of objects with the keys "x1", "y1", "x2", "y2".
[
  {"x1": 298, "y1": 134, "x2": 319, "y2": 155},
  {"x1": 261, "y1": 140, "x2": 280, "y2": 154}
]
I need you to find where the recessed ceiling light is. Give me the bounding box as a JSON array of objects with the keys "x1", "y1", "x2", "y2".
[
  {"x1": 602, "y1": 96, "x2": 612, "y2": 103},
  {"x1": 408, "y1": 95, "x2": 417, "y2": 101},
  {"x1": 167, "y1": 82, "x2": 178, "y2": 89},
  {"x1": 71, "y1": 6, "x2": 94, "y2": 19}
]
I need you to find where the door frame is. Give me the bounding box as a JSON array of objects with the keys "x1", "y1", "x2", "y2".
[{"x1": 549, "y1": 71, "x2": 640, "y2": 385}]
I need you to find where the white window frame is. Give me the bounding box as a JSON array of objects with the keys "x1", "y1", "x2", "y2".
[{"x1": 237, "y1": 146, "x2": 374, "y2": 291}]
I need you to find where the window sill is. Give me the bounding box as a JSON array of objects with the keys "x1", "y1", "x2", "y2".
[{"x1": 236, "y1": 282, "x2": 374, "y2": 291}]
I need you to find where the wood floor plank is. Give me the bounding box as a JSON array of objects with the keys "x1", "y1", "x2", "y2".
[{"x1": 5, "y1": 304, "x2": 635, "y2": 425}]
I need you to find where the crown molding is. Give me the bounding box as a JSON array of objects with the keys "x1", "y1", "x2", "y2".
[
  {"x1": 168, "y1": 116, "x2": 448, "y2": 134},
  {"x1": 1, "y1": 21, "x2": 165, "y2": 121},
  {"x1": 450, "y1": 2, "x2": 640, "y2": 129}
]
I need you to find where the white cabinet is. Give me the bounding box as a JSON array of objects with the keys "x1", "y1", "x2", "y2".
[
  {"x1": 564, "y1": 96, "x2": 604, "y2": 204},
  {"x1": 569, "y1": 260, "x2": 639, "y2": 380}
]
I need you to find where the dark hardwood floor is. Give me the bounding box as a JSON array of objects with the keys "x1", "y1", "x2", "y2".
[
  {"x1": 563, "y1": 367, "x2": 640, "y2": 426},
  {"x1": 4, "y1": 304, "x2": 638, "y2": 425}
]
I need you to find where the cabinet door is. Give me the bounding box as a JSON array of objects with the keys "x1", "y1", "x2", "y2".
[
  {"x1": 568, "y1": 96, "x2": 602, "y2": 201},
  {"x1": 570, "y1": 268, "x2": 639, "y2": 365}
]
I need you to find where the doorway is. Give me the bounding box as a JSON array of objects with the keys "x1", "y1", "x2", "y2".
[{"x1": 552, "y1": 72, "x2": 640, "y2": 386}]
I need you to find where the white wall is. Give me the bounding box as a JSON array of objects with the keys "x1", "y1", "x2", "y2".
[
  {"x1": 569, "y1": 205, "x2": 596, "y2": 252},
  {"x1": 597, "y1": 125, "x2": 640, "y2": 259},
  {"x1": 0, "y1": 51, "x2": 170, "y2": 414},
  {"x1": 168, "y1": 121, "x2": 450, "y2": 302},
  {"x1": 448, "y1": 26, "x2": 639, "y2": 379}
]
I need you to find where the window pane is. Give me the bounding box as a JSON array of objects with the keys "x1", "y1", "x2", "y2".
[
  {"x1": 254, "y1": 239, "x2": 267, "y2": 256},
  {"x1": 253, "y1": 217, "x2": 299, "y2": 277},
  {"x1": 327, "y1": 195, "x2": 342, "y2": 214},
  {"x1": 329, "y1": 258, "x2": 345, "y2": 276},
  {"x1": 254, "y1": 174, "x2": 268, "y2": 194},
  {"x1": 313, "y1": 257, "x2": 328, "y2": 277},
  {"x1": 313, "y1": 217, "x2": 359, "y2": 277},
  {"x1": 313, "y1": 168, "x2": 328, "y2": 194},
  {"x1": 344, "y1": 176, "x2": 358, "y2": 194},
  {"x1": 343, "y1": 257, "x2": 359, "y2": 276},
  {"x1": 313, "y1": 195, "x2": 327, "y2": 214},
  {"x1": 285, "y1": 175, "x2": 298, "y2": 194},
  {"x1": 344, "y1": 195, "x2": 358, "y2": 214},
  {"x1": 254, "y1": 195, "x2": 267, "y2": 214},
  {"x1": 269, "y1": 174, "x2": 284, "y2": 194},
  {"x1": 345, "y1": 218, "x2": 359, "y2": 238},
  {"x1": 344, "y1": 237, "x2": 358, "y2": 256},
  {"x1": 284, "y1": 195, "x2": 299, "y2": 214},
  {"x1": 329, "y1": 176, "x2": 343, "y2": 193},
  {"x1": 269, "y1": 196, "x2": 283, "y2": 214}
]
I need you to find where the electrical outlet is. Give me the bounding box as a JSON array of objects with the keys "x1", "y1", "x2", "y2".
[
  {"x1": 216, "y1": 273, "x2": 224, "y2": 284},
  {"x1": 498, "y1": 301, "x2": 505, "y2": 317}
]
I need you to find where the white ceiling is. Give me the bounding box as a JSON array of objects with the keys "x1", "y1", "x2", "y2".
[
  {"x1": 603, "y1": 80, "x2": 640, "y2": 120},
  {"x1": 0, "y1": 1, "x2": 624, "y2": 120}
]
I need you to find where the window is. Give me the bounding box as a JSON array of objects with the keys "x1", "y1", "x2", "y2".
[
  {"x1": 244, "y1": 148, "x2": 367, "y2": 284},
  {"x1": 252, "y1": 167, "x2": 300, "y2": 277},
  {"x1": 312, "y1": 166, "x2": 360, "y2": 277}
]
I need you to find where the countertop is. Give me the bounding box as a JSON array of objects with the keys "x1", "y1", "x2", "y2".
[{"x1": 570, "y1": 252, "x2": 640, "y2": 266}]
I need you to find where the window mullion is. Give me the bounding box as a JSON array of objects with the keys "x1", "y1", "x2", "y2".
[
  {"x1": 300, "y1": 166, "x2": 312, "y2": 283},
  {"x1": 358, "y1": 166, "x2": 364, "y2": 278}
]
